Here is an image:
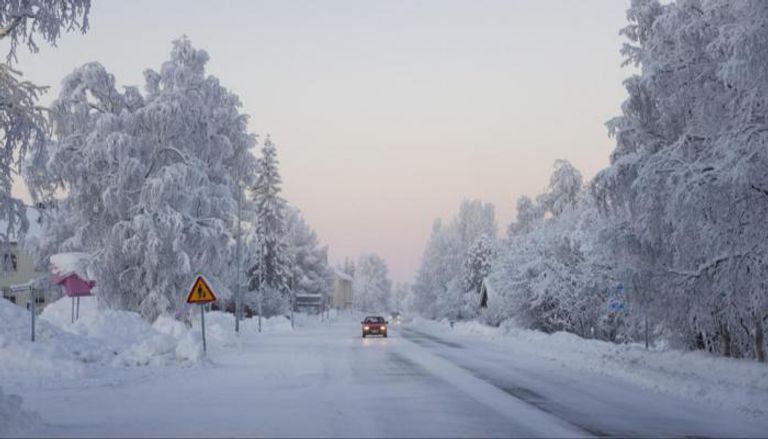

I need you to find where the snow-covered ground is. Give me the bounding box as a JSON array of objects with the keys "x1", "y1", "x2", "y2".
[{"x1": 2, "y1": 301, "x2": 767, "y2": 437}]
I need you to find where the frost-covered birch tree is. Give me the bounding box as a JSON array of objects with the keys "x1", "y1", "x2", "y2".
[
  {"x1": 353, "y1": 253, "x2": 392, "y2": 313},
  {"x1": 412, "y1": 199, "x2": 497, "y2": 320},
  {"x1": 27, "y1": 38, "x2": 258, "y2": 321},
  {"x1": 485, "y1": 160, "x2": 618, "y2": 338},
  {"x1": 0, "y1": 0, "x2": 90, "y2": 256},
  {"x1": 593, "y1": 0, "x2": 768, "y2": 360},
  {"x1": 284, "y1": 206, "x2": 333, "y2": 302}
]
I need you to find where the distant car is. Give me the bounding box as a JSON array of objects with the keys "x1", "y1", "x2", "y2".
[
  {"x1": 361, "y1": 316, "x2": 388, "y2": 338},
  {"x1": 389, "y1": 312, "x2": 401, "y2": 325}
]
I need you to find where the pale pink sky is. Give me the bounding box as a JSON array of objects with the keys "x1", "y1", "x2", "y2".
[{"x1": 13, "y1": 0, "x2": 630, "y2": 282}]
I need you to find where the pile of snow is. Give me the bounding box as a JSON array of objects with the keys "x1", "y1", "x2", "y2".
[
  {"x1": 117, "y1": 311, "x2": 295, "y2": 366},
  {"x1": 49, "y1": 252, "x2": 93, "y2": 280},
  {"x1": 0, "y1": 386, "x2": 39, "y2": 437},
  {"x1": 42, "y1": 297, "x2": 156, "y2": 352},
  {"x1": 0, "y1": 297, "x2": 109, "y2": 385},
  {"x1": 409, "y1": 318, "x2": 768, "y2": 417},
  {"x1": 3, "y1": 294, "x2": 298, "y2": 385}
]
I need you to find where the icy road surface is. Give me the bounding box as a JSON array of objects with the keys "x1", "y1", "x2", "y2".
[{"x1": 15, "y1": 316, "x2": 768, "y2": 437}]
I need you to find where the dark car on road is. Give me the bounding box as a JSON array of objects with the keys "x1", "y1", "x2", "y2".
[{"x1": 361, "y1": 316, "x2": 388, "y2": 338}]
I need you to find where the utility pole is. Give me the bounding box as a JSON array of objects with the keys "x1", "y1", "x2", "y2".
[
  {"x1": 234, "y1": 171, "x2": 242, "y2": 334},
  {"x1": 290, "y1": 277, "x2": 295, "y2": 330},
  {"x1": 31, "y1": 288, "x2": 36, "y2": 342},
  {"x1": 645, "y1": 314, "x2": 649, "y2": 350},
  {"x1": 258, "y1": 232, "x2": 264, "y2": 333}
]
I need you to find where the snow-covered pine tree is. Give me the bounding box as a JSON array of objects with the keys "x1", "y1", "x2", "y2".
[
  {"x1": 247, "y1": 136, "x2": 293, "y2": 316},
  {"x1": 27, "y1": 38, "x2": 258, "y2": 321}
]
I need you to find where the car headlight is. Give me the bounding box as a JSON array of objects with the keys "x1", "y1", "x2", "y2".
[
  {"x1": 364, "y1": 326, "x2": 370, "y2": 330},
  {"x1": 381, "y1": 326, "x2": 386, "y2": 330}
]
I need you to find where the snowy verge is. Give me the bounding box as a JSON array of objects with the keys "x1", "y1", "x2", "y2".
[
  {"x1": 407, "y1": 317, "x2": 768, "y2": 417},
  {"x1": 1, "y1": 297, "x2": 294, "y2": 386}
]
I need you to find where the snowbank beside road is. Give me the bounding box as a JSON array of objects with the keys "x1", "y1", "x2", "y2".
[
  {"x1": 0, "y1": 297, "x2": 108, "y2": 385},
  {"x1": 2, "y1": 296, "x2": 296, "y2": 385},
  {"x1": 408, "y1": 318, "x2": 768, "y2": 417}
]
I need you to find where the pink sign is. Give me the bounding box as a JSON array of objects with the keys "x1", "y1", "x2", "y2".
[{"x1": 52, "y1": 273, "x2": 95, "y2": 297}]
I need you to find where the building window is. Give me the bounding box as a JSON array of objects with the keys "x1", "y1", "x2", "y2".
[{"x1": 3, "y1": 253, "x2": 17, "y2": 272}]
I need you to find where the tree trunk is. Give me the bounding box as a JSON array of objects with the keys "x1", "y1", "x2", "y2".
[
  {"x1": 754, "y1": 316, "x2": 765, "y2": 363},
  {"x1": 720, "y1": 324, "x2": 732, "y2": 358}
]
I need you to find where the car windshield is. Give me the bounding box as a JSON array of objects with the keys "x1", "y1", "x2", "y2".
[{"x1": 365, "y1": 317, "x2": 384, "y2": 323}]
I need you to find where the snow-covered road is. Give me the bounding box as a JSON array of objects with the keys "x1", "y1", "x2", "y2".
[
  {"x1": 13, "y1": 316, "x2": 768, "y2": 437},
  {"x1": 400, "y1": 327, "x2": 768, "y2": 437}
]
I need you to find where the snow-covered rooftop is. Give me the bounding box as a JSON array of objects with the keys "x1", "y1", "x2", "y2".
[
  {"x1": 50, "y1": 252, "x2": 93, "y2": 281},
  {"x1": 332, "y1": 267, "x2": 353, "y2": 282}
]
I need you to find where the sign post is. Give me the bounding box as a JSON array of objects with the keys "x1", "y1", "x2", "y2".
[
  {"x1": 11, "y1": 283, "x2": 36, "y2": 342},
  {"x1": 31, "y1": 287, "x2": 36, "y2": 342},
  {"x1": 186, "y1": 275, "x2": 217, "y2": 356}
]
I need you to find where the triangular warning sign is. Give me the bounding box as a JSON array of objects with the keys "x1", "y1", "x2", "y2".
[{"x1": 186, "y1": 275, "x2": 217, "y2": 304}]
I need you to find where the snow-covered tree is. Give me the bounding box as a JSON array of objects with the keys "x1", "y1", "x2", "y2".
[
  {"x1": 539, "y1": 159, "x2": 583, "y2": 217},
  {"x1": 0, "y1": 0, "x2": 90, "y2": 62},
  {"x1": 0, "y1": 0, "x2": 90, "y2": 255},
  {"x1": 483, "y1": 159, "x2": 620, "y2": 338},
  {"x1": 461, "y1": 234, "x2": 496, "y2": 318},
  {"x1": 392, "y1": 282, "x2": 412, "y2": 313},
  {"x1": 247, "y1": 136, "x2": 293, "y2": 316},
  {"x1": 593, "y1": 0, "x2": 768, "y2": 360},
  {"x1": 28, "y1": 38, "x2": 258, "y2": 321},
  {"x1": 284, "y1": 206, "x2": 333, "y2": 301},
  {"x1": 412, "y1": 199, "x2": 497, "y2": 320},
  {"x1": 353, "y1": 253, "x2": 392, "y2": 313},
  {"x1": 412, "y1": 219, "x2": 461, "y2": 319},
  {"x1": 507, "y1": 195, "x2": 541, "y2": 237},
  {"x1": 0, "y1": 64, "x2": 45, "y2": 247},
  {"x1": 463, "y1": 234, "x2": 496, "y2": 295}
]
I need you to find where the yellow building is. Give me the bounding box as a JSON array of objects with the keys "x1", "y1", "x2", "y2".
[
  {"x1": 330, "y1": 267, "x2": 353, "y2": 309},
  {"x1": 0, "y1": 208, "x2": 47, "y2": 310}
]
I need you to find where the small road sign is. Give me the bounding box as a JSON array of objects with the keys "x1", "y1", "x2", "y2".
[
  {"x1": 186, "y1": 275, "x2": 217, "y2": 356},
  {"x1": 186, "y1": 276, "x2": 217, "y2": 304}
]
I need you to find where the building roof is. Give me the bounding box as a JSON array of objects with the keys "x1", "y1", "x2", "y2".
[
  {"x1": 332, "y1": 267, "x2": 353, "y2": 282},
  {"x1": 50, "y1": 252, "x2": 93, "y2": 281}
]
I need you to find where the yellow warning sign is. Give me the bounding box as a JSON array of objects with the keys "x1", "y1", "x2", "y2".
[{"x1": 186, "y1": 276, "x2": 217, "y2": 304}]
